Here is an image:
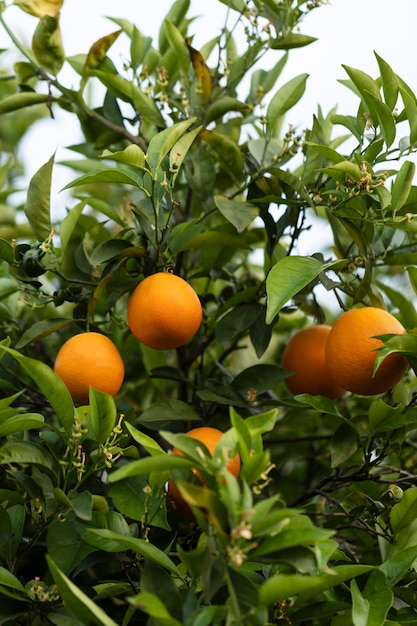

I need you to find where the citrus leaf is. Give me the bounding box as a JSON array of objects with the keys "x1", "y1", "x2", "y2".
[
  {"x1": 62, "y1": 167, "x2": 143, "y2": 190},
  {"x1": 108, "y1": 454, "x2": 192, "y2": 483},
  {"x1": 266, "y1": 73, "x2": 308, "y2": 131},
  {"x1": 0, "y1": 344, "x2": 74, "y2": 434},
  {"x1": 46, "y1": 556, "x2": 119, "y2": 626},
  {"x1": 214, "y1": 195, "x2": 259, "y2": 233},
  {"x1": 89, "y1": 388, "x2": 117, "y2": 444},
  {"x1": 13, "y1": 0, "x2": 63, "y2": 17},
  {"x1": 0, "y1": 92, "x2": 50, "y2": 114},
  {"x1": 24, "y1": 153, "x2": 54, "y2": 241},
  {"x1": 0, "y1": 413, "x2": 45, "y2": 437},
  {"x1": 32, "y1": 13, "x2": 64, "y2": 75},
  {"x1": 266, "y1": 256, "x2": 345, "y2": 324},
  {"x1": 15, "y1": 318, "x2": 74, "y2": 349}
]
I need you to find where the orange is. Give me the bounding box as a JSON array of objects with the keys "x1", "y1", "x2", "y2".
[
  {"x1": 54, "y1": 332, "x2": 125, "y2": 405},
  {"x1": 167, "y1": 426, "x2": 240, "y2": 517},
  {"x1": 325, "y1": 307, "x2": 408, "y2": 396},
  {"x1": 281, "y1": 324, "x2": 345, "y2": 399},
  {"x1": 127, "y1": 272, "x2": 202, "y2": 350}
]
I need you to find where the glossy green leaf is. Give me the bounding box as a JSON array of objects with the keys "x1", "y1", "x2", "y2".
[
  {"x1": 15, "y1": 318, "x2": 74, "y2": 349},
  {"x1": 390, "y1": 487, "x2": 417, "y2": 534},
  {"x1": 391, "y1": 160, "x2": 415, "y2": 213},
  {"x1": 364, "y1": 90, "x2": 396, "y2": 147},
  {"x1": 0, "y1": 92, "x2": 50, "y2": 114},
  {"x1": 108, "y1": 453, "x2": 193, "y2": 483},
  {"x1": 90, "y1": 70, "x2": 165, "y2": 127},
  {"x1": 0, "y1": 413, "x2": 44, "y2": 437},
  {"x1": 351, "y1": 578, "x2": 392, "y2": 626},
  {"x1": 164, "y1": 19, "x2": 189, "y2": 73},
  {"x1": 0, "y1": 440, "x2": 57, "y2": 482},
  {"x1": 320, "y1": 160, "x2": 363, "y2": 183},
  {"x1": 62, "y1": 167, "x2": 143, "y2": 191},
  {"x1": 342, "y1": 65, "x2": 381, "y2": 118},
  {"x1": 127, "y1": 591, "x2": 182, "y2": 626},
  {"x1": 200, "y1": 128, "x2": 244, "y2": 182},
  {"x1": 89, "y1": 388, "x2": 117, "y2": 445},
  {"x1": 400, "y1": 87, "x2": 417, "y2": 146},
  {"x1": 169, "y1": 124, "x2": 202, "y2": 185},
  {"x1": 138, "y1": 400, "x2": 200, "y2": 425},
  {"x1": 100, "y1": 144, "x2": 146, "y2": 169},
  {"x1": 205, "y1": 96, "x2": 250, "y2": 125},
  {"x1": 0, "y1": 345, "x2": 74, "y2": 434},
  {"x1": 269, "y1": 32, "x2": 317, "y2": 50},
  {"x1": 81, "y1": 529, "x2": 181, "y2": 576},
  {"x1": 24, "y1": 152, "x2": 54, "y2": 241},
  {"x1": 266, "y1": 73, "x2": 308, "y2": 131},
  {"x1": 126, "y1": 422, "x2": 165, "y2": 456},
  {"x1": 214, "y1": 195, "x2": 259, "y2": 233},
  {"x1": 46, "y1": 556, "x2": 119, "y2": 626},
  {"x1": 89, "y1": 240, "x2": 135, "y2": 265},
  {"x1": 266, "y1": 256, "x2": 346, "y2": 323},
  {"x1": 147, "y1": 118, "x2": 197, "y2": 172},
  {"x1": 374, "y1": 52, "x2": 399, "y2": 111}
]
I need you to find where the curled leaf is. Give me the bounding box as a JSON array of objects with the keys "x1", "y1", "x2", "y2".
[
  {"x1": 187, "y1": 41, "x2": 211, "y2": 104},
  {"x1": 13, "y1": 0, "x2": 63, "y2": 17},
  {"x1": 83, "y1": 30, "x2": 122, "y2": 75},
  {"x1": 32, "y1": 13, "x2": 65, "y2": 75}
]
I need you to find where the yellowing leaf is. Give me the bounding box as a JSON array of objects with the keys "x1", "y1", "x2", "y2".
[
  {"x1": 32, "y1": 14, "x2": 65, "y2": 75},
  {"x1": 187, "y1": 42, "x2": 211, "y2": 104},
  {"x1": 13, "y1": 0, "x2": 63, "y2": 18},
  {"x1": 83, "y1": 30, "x2": 122, "y2": 74}
]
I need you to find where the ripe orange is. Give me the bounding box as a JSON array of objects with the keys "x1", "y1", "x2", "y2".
[
  {"x1": 54, "y1": 332, "x2": 125, "y2": 405},
  {"x1": 325, "y1": 307, "x2": 408, "y2": 396},
  {"x1": 127, "y1": 272, "x2": 202, "y2": 350},
  {"x1": 281, "y1": 324, "x2": 345, "y2": 399},
  {"x1": 167, "y1": 426, "x2": 240, "y2": 517}
]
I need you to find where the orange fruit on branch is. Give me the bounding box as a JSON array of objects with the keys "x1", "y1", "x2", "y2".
[
  {"x1": 325, "y1": 307, "x2": 408, "y2": 396},
  {"x1": 54, "y1": 332, "x2": 124, "y2": 405},
  {"x1": 281, "y1": 324, "x2": 345, "y2": 399},
  {"x1": 127, "y1": 272, "x2": 202, "y2": 350},
  {"x1": 167, "y1": 426, "x2": 240, "y2": 517}
]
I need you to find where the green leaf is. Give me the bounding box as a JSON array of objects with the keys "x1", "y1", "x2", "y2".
[
  {"x1": 108, "y1": 454, "x2": 192, "y2": 483},
  {"x1": 164, "y1": 19, "x2": 189, "y2": 73},
  {"x1": 351, "y1": 578, "x2": 393, "y2": 626},
  {"x1": 62, "y1": 167, "x2": 143, "y2": 191},
  {"x1": 391, "y1": 160, "x2": 415, "y2": 213},
  {"x1": 0, "y1": 92, "x2": 50, "y2": 114},
  {"x1": 200, "y1": 128, "x2": 244, "y2": 183},
  {"x1": 138, "y1": 400, "x2": 200, "y2": 425},
  {"x1": 400, "y1": 87, "x2": 417, "y2": 146},
  {"x1": 0, "y1": 566, "x2": 26, "y2": 593},
  {"x1": 169, "y1": 124, "x2": 202, "y2": 185},
  {"x1": 15, "y1": 318, "x2": 74, "y2": 349},
  {"x1": 269, "y1": 32, "x2": 317, "y2": 50},
  {"x1": 0, "y1": 413, "x2": 44, "y2": 437},
  {"x1": 374, "y1": 52, "x2": 399, "y2": 112},
  {"x1": 259, "y1": 565, "x2": 375, "y2": 605},
  {"x1": 341, "y1": 65, "x2": 381, "y2": 120},
  {"x1": 125, "y1": 422, "x2": 166, "y2": 456},
  {"x1": 89, "y1": 388, "x2": 117, "y2": 444},
  {"x1": 46, "y1": 556, "x2": 119, "y2": 626},
  {"x1": 0, "y1": 344, "x2": 74, "y2": 434},
  {"x1": 214, "y1": 195, "x2": 259, "y2": 233},
  {"x1": 205, "y1": 96, "x2": 250, "y2": 125},
  {"x1": 145, "y1": 118, "x2": 197, "y2": 172},
  {"x1": 100, "y1": 144, "x2": 146, "y2": 169},
  {"x1": 391, "y1": 487, "x2": 417, "y2": 534},
  {"x1": 24, "y1": 152, "x2": 54, "y2": 241},
  {"x1": 81, "y1": 529, "x2": 181, "y2": 576},
  {"x1": 0, "y1": 440, "x2": 57, "y2": 483},
  {"x1": 266, "y1": 73, "x2": 308, "y2": 132},
  {"x1": 363, "y1": 90, "x2": 396, "y2": 147},
  {"x1": 0, "y1": 239, "x2": 16, "y2": 265},
  {"x1": 265, "y1": 256, "x2": 346, "y2": 323},
  {"x1": 89, "y1": 240, "x2": 135, "y2": 265},
  {"x1": 90, "y1": 70, "x2": 165, "y2": 127},
  {"x1": 127, "y1": 591, "x2": 182, "y2": 626},
  {"x1": 331, "y1": 422, "x2": 358, "y2": 467}
]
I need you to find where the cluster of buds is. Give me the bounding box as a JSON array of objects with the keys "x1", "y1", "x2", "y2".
[
  {"x1": 26, "y1": 577, "x2": 60, "y2": 603},
  {"x1": 341, "y1": 161, "x2": 388, "y2": 197},
  {"x1": 100, "y1": 413, "x2": 125, "y2": 469},
  {"x1": 227, "y1": 510, "x2": 258, "y2": 567}
]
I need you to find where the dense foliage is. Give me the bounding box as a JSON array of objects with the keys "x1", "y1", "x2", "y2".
[{"x1": 1, "y1": 0, "x2": 417, "y2": 624}]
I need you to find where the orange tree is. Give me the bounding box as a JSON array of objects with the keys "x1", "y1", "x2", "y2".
[{"x1": 2, "y1": 0, "x2": 417, "y2": 624}]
